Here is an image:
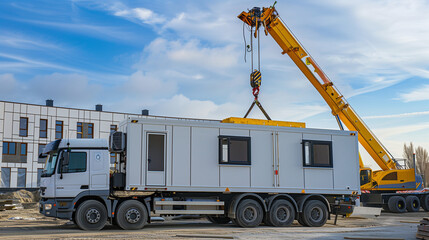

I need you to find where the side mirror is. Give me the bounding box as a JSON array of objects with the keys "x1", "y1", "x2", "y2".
[{"x1": 62, "y1": 150, "x2": 70, "y2": 171}]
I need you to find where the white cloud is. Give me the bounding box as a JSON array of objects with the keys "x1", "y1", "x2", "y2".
[
  {"x1": 398, "y1": 85, "x2": 429, "y2": 102},
  {"x1": 363, "y1": 110, "x2": 429, "y2": 119}
]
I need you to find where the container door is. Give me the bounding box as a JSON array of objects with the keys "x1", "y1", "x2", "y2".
[{"x1": 146, "y1": 133, "x2": 166, "y2": 186}]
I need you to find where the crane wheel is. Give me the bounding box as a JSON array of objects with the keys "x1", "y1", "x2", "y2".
[
  {"x1": 405, "y1": 196, "x2": 420, "y2": 212},
  {"x1": 421, "y1": 195, "x2": 429, "y2": 212},
  {"x1": 387, "y1": 196, "x2": 406, "y2": 213}
]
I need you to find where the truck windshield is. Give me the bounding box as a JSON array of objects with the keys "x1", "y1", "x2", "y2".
[{"x1": 42, "y1": 152, "x2": 58, "y2": 177}]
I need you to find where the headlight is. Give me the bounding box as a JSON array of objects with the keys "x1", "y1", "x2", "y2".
[{"x1": 44, "y1": 204, "x2": 52, "y2": 210}]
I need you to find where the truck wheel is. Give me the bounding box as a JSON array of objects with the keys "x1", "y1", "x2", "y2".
[
  {"x1": 115, "y1": 200, "x2": 148, "y2": 230},
  {"x1": 267, "y1": 199, "x2": 295, "y2": 227},
  {"x1": 302, "y1": 200, "x2": 328, "y2": 227},
  {"x1": 207, "y1": 216, "x2": 231, "y2": 224},
  {"x1": 298, "y1": 214, "x2": 308, "y2": 227},
  {"x1": 421, "y1": 195, "x2": 429, "y2": 211},
  {"x1": 75, "y1": 200, "x2": 107, "y2": 231},
  {"x1": 405, "y1": 195, "x2": 420, "y2": 212},
  {"x1": 387, "y1": 196, "x2": 406, "y2": 213},
  {"x1": 235, "y1": 199, "x2": 263, "y2": 228}
]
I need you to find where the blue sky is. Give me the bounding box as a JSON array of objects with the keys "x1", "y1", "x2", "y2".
[{"x1": 1, "y1": 0, "x2": 429, "y2": 168}]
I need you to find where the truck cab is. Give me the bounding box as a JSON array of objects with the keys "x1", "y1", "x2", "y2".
[{"x1": 39, "y1": 139, "x2": 110, "y2": 221}]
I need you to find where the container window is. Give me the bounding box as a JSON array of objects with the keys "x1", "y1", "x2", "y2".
[
  {"x1": 218, "y1": 136, "x2": 251, "y2": 165},
  {"x1": 302, "y1": 140, "x2": 332, "y2": 167}
]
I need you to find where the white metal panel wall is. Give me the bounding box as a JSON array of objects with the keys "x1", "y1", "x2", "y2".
[
  {"x1": 172, "y1": 126, "x2": 191, "y2": 186},
  {"x1": 278, "y1": 132, "x2": 304, "y2": 189},
  {"x1": 126, "y1": 123, "x2": 143, "y2": 188},
  {"x1": 190, "y1": 127, "x2": 219, "y2": 187},
  {"x1": 332, "y1": 135, "x2": 359, "y2": 191},
  {"x1": 220, "y1": 166, "x2": 250, "y2": 187},
  {"x1": 250, "y1": 130, "x2": 274, "y2": 188}
]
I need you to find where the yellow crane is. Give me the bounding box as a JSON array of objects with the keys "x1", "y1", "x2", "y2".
[{"x1": 238, "y1": 3, "x2": 426, "y2": 213}]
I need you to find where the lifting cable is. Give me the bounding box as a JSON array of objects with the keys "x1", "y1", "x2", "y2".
[{"x1": 243, "y1": 10, "x2": 271, "y2": 120}]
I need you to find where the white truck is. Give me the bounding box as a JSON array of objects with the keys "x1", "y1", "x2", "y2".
[{"x1": 39, "y1": 117, "x2": 360, "y2": 230}]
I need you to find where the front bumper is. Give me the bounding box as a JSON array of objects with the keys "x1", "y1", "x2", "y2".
[{"x1": 39, "y1": 198, "x2": 74, "y2": 220}]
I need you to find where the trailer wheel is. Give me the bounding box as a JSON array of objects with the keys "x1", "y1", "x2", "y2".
[
  {"x1": 298, "y1": 214, "x2": 308, "y2": 227},
  {"x1": 421, "y1": 195, "x2": 429, "y2": 211},
  {"x1": 301, "y1": 200, "x2": 328, "y2": 227},
  {"x1": 405, "y1": 195, "x2": 420, "y2": 212},
  {"x1": 387, "y1": 196, "x2": 406, "y2": 213},
  {"x1": 115, "y1": 200, "x2": 148, "y2": 230},
  {"x1": 75, "y1": 200, "x2": 107, "y2": 231},
  {"x1": 235, "y1": 199, "x2": 263, "y2": 228},
  {"x1": 267, "y1": 199, "x2": 295, "y2": 227},
  {"x1": 207, "y1": 216, "x2": 231, "y2": 224}
]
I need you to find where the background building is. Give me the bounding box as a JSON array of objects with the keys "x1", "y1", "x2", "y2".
[{"x1": 0, "y1": 100, "x2": 147, "y2": 189}]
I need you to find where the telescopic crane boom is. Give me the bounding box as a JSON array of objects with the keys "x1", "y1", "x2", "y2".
[{"x1": 238, "y1": 4, "x2": 419, "y2": 192}]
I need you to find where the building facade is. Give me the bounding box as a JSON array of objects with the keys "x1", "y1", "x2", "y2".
[{"x1": 0, "y1": 100, "x2": 144, "y2": 189}]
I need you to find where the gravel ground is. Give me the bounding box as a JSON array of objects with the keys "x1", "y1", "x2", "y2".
[{"x1": 0, "y1": 207, "x2": 425, "y2": 239}]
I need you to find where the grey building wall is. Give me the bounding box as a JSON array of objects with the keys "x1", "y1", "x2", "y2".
[{"x1": 0, "y1": 100, "x2": 141, "y2": 188}]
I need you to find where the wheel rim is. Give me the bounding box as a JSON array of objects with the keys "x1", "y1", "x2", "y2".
[
  {"x1": 86, "y1": 208, "x2": 101, "y2": 224},
  {"x1": 243, "y1": 206, "x2": 257, "y2": 222},
  {"x1": 310, "y1": 206, "x2": 323, "y2": 222},
  {"x1": 276, "y1": 206, "x2": 290, "y2": 222},
  {"x1": 125, "y1": 208, "x2": 141, "y2": 224},
  {"x1": 398, "y1": 201, "x2": 405, "y2": 210}
]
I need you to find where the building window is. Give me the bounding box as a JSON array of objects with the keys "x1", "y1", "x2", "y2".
[
  {"x1": 3, "y1": 142, "x2": 16, "y2": 155},
  {"x1": 17, "y1": 168, "x2": 26, "y2": 188},
  {"x1": 110, "y1": 124, "x2": 117, "y2": 133},
  {"x1": 77, "y1": 122, "x2": 94, "y2": 138},
  {"x1": 40, "y1": 119, "x2": 48, "y2": 138},
  {"x1": 302, "y1": 140, "x2": 333, "y2": 167},
  {"x1": 59, "y1": 152, "x2": 87, "y2": 173},
  {"x1": 1, "y1": 168, "x2": 11, "y2": 187},
  {"x1": 55, "y1": 120, "x2": 63, "y2": 139},
  {"x1": 38, "y1": 144, "x2": 47, "y2": 163},
  {"x1": 19, "y1": 117, "x2": 28, "y2": 137},
  {"x1": 20, "y1": 143, "x2": 27, "y2": 156},
  {"x1": 37, "y1": 168, "x2": 43, "y2": 187},
  {"x1": 218, "y1": 136, "x2": 251, "y2": 165}
]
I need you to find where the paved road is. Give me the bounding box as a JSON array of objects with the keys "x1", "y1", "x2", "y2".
[{"x1": 0, "y1": 210, "x2": 425, "y2": 239}]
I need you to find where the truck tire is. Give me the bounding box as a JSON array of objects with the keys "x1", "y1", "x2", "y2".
[
  {"x1": 207, "y1": 216, "x2": 231, "y2": 224},
  {"x1": 115, "y1": 200, "x2": 148, "y2": 230},
  {"x1": 301, "y1": 200, "x2": 328, "y2": 227},
  {"x1": 298, "y1": 214, "x2": 308, "y2": 227},
  {"x1": 75, "y1": 200, "x2": 107, "y2": 231},
  {"x1": 235, "y1": 199, "x2": 263, "y2": 228},
  {"x1": 267, "y1": 199, "x2": 295, "y2": 227},
  {"x1": 387, "y1": 196, "x2": 406, "y2": 213},
  {"x1": 405, "y1": 195, "x2": 420, "y2": 212},
  {"x1": 421, "y1": 194, "x2": 429, "y2": 211}
]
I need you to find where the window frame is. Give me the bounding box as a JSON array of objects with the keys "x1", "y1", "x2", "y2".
[
  {"x1": 20, "y1": 143, "x2": 27, "y2": 156},
  {"x1": 77, "y1": 122, "x2": 94, "y2": 139},
  {"x1": 3, "y1": 142, "x2": 17, "y2": 155},
  {"x1": 218, "y1": 135, "x2": 251, "y2": 165},
  {"x1": 40, "y1": 119, "x2": 48, "y2": 138},
  {"x1": 17, "y1": 168, "x2": 26, "y2": 188},
  {"x1": 302, "y1": 140, "x2": 333, "y2": 168},
  {"x1": 55, "y1": 120, "x2": 63, "y2": 139},
  {"x1": 88, "y1": 123, "x2": 94, "y2": 138},
  {"x1": 19, "y1": 117, "x2": 28, "y2": 137},
  {"x1": 1, "y1": 167, "x2": 11, "y2": 188},
  {"x1": 57, "y1": 150, "x2": 88, "y2": 174},
  {"x1": 77, "y1": 122, "x2": 83, "y2": 138}
]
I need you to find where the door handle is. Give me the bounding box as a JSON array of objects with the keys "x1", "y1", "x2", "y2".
[{"x1": 80, "y1": 185, "x2": 89, "y2": 189}]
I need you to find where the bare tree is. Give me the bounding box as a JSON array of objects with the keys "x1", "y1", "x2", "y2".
[
  {"x1": 403, "y1": 142, "x2": 414, "y2": 169},
  {"x1": 416, "y1": 146, "x2": 429, "y2": 186}
]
